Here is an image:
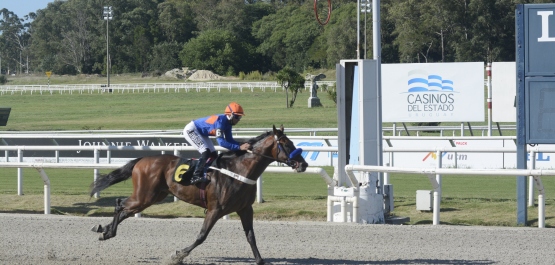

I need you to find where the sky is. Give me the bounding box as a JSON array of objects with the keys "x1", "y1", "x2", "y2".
[{"x1": 2, "y1": 0, "x2": 54, "y2": 18}]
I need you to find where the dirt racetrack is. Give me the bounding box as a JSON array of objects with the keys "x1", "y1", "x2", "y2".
[{"x1": 1, "y1": 213, "x2": 555, "y2": 265}]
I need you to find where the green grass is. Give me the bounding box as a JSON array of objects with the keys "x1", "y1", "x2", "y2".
[
  {"x1": 1, "y1": 86, "x2": 338, "y2": 131},
  {"x1": 2, "y1": 167, "x2": 553, "y2": 227}
]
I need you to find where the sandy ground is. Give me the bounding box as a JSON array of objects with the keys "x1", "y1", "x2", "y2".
[{"x1": 1, "y1": 213, "x2": 555, "y2": 265}]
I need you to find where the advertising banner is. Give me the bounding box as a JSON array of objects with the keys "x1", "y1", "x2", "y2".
[{"x1": 382, "y1": 62, "x2": 485, "y2": 122}]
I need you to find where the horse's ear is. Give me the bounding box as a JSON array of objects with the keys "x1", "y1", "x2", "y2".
[
  {"x1": 280, "y1": 124, "x2": 284, "y2": 133},
  {"x1": 273, "y1": 125, "x2": 277, "y2": 134}
]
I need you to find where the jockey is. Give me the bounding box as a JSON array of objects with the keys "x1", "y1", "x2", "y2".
[{"x1": 183, "y1": 102, "x2": 251, "y2": 184}]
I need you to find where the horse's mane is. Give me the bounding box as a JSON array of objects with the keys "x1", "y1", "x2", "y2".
[
  {"x1": 216, "y1": 130, "x2": 274, "y2": 166},
  {"x1": 246, "y1": 130, "x2": 273, "y2": 146}
]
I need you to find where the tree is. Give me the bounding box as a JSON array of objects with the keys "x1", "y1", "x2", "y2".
[
  {"x1": 276, "y1": 67, "x2": 304, "y2": 108},
  {"x1": 0, "y1": 9, "x2": 32, "y2": 74},
  {"x1": 150, "y1": 41, "x2": 182, "y2": 72},
  {"x1": 58, "y1": 1, "x2": 95, "y2": 74},
  {"x1": 157, "y1": 0, "x2": 196, "y2": 43},
  {"x1": 321, "y1": 3, "x2": 358, "y2": 66},
  {"x1": 389, "y1": 0, "x2": 434, "y2": 62},
  {"x1": 179, "y1": 29, "x2": 258, "y2": 76},
  {"x1": 252, "y1": 3, "x2": 321, "y2": 71}
]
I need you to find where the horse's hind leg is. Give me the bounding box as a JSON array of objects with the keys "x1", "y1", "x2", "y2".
[
  {"x1": 170, "y1": 209, "x2": 221, "y2": 265},
  {"x1": 237, "y1": 206, "x2": 269, "y2": 265},
  {"x1": 91, "y1": 198, "x2": 131, "y2": 240},
  {"x1": 92, "y1": 191, "x2": 168, "y2": 240}
]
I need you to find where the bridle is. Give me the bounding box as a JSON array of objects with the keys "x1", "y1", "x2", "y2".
[{"x1": 248, "y1": 134, "x2": 303, "y2": 168}]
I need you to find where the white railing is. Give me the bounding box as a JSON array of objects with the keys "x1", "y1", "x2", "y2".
[
  {"x1": 345, "y1": 165, "x2": 551, "y2": 228},
  {"x1": 4, "y1": 135, "x2": 552, "y2": 224},
  {"x1": 0, "y1": 81, "x2": 337, "y2": 95},
  {"x1": 0, "y1": 145, "x2": 333, "y2": 215},
  {"x1": 0, "y1": 124, "x2": 519, "y2": 138}
]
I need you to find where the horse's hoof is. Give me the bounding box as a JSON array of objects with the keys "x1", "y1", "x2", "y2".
[
  {"x1": 91, "y1": 225, "x2": 102, "y2": 233},
  {"x1": 168, "y1": 251, "x2": 184, "y2": 265},
  {"x1": 98, "y1": 233, "x2": 108, "y2": 241}
]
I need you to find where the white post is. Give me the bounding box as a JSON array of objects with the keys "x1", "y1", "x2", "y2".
[
  {"x1": 532, "y1": 176, "x2": 545, "y2": 228},
  {"x1": 426, "y1": 174, "x2": 441, "y2": 226},
  {"x1": 37, "y1": 168, "x2": 51, "y2": 214},
  {"x1": 433, "y1": 189, "x2": 440, "y2": 225},
  {"x1": 528, "y1": 150, "x2": 536, "y2": 207},
  {"x1": 436, "y1": 150, "x2": 442, "y2": 199},
  {"x1": 539, "y1": 193, "x2": 545, "y2": 228},
  {"x1": 93, "y1": 149, "x2": 100, "y2": 198},
  {"x1": 486, "y1": 63, "x2": 492, "y2": 136},
  {"x1": 327, "y1": 196, "x2": 333, "y2": 222},
  {"x1": 17, "y1": 149, "x2": 23, "y2": 195}
]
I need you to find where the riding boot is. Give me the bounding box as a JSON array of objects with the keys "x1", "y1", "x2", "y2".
[{"x1": 190, "y1": 150, "x2": 211, "y2": 184}]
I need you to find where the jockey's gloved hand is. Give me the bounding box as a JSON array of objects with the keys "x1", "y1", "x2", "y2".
[{"x1": 240, "y1": 143, "x2": 250, "y2": 151}]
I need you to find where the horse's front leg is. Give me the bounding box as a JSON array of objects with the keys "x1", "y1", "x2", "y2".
[
  {"x1": 237, "y1": 206, "x2": 270, "y2": 265},
  {"x1": 169, "y1": 209, "x2": 221, "y2": 265}
]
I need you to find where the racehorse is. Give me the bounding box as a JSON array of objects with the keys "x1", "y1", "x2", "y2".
[{"x1": 89, "y1": 125, "x2": 308, "y2": 265}]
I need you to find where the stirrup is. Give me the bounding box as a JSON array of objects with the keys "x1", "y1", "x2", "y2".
[
  {"x1": 190, "y1": 174, "x2": 209, "y2": 184},
  {"x1": 191, "y1": 177, "x2": 209, "y2": 184}
]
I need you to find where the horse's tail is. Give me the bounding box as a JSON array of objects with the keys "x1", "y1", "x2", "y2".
[{"x1": 89, "y1": 157, "x2": 142, "y2": 197}]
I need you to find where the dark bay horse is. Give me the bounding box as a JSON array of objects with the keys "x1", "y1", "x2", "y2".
[{"x1": 89, "y1": 125, "x2": 308, "y2": 265}]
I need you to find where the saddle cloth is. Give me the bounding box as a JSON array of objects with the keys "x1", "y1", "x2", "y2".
[{"x1": 172, "y1": 157, "x2": 198, "y2": 185}]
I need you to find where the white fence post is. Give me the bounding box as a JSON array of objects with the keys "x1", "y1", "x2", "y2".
[
  {"x1": 17, "y1": 149, "x2": 23, "y2": 195},
  {"x1": 529, "y1": 150, "x2": 536, "y2": 207},
  {"x1": 93, "y1": 149, "x2": 100, "y2": 198}
]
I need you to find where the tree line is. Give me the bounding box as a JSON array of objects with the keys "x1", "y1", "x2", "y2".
[{"x1": 0, "y1": 0, "x2": 551, "y2": 77}]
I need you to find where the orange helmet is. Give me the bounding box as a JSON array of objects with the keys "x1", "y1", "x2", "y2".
[{"x1": 225, "y1": 102, "x2": 245, "y2": 116}]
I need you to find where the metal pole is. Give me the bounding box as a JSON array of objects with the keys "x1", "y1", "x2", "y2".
[
  {"x1": 364, "y1": 3, "x2": 367, "y2": 59},
  {"x1": 373, "y1": 0, "x2": 381, "y2": 62},
  {"x1": 373, "y1": 0, "x2": 382, "y2": 168},
  {"x1": 107, "y1": 17, "x2": 110, "y2": 87},
  {"x1": 104, "y1": 6, "x2": 112, "y2": 88},
  {"x1": 357, "y1": 0, "x2": 360, "y2": 59}
]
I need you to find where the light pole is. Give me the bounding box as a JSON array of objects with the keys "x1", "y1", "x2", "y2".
[
  {"x1": 360, "y1": 0, "x2": 371, "y2": 59},
  {"x1": 103, "y1": 6, "x2": 113, "y2": 88}
]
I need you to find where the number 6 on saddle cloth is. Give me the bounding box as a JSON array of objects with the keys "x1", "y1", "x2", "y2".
[{"x1": 172, "y1": 158, "x2": 197, "y2": 185}]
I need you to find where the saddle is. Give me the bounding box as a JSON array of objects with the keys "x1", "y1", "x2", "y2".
[{"x1": 172, "y1": 155, "x2": 220, "y2": 186}]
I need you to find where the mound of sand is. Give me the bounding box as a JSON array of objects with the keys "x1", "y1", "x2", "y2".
[{"x1": 187, "y1": 70, "x2": 224, "y2": 81}]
